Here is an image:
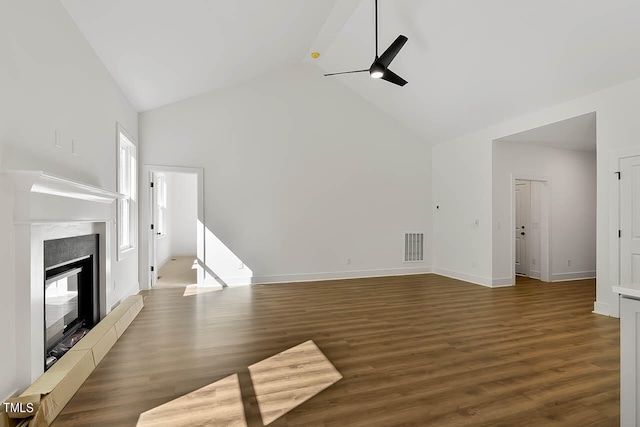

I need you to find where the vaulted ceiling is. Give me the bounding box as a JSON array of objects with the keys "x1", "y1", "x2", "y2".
[{"x1": 61, "y1": 0, "x2": 640, "y2": 144}]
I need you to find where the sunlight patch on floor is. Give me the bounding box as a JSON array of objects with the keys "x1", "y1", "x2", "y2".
[
  {"x1": 136, "y1": 374, "x2": 246, "y2": 427},
  {"x1": 154, "y1": 256, "x2": 197, "y2": 288},
  {"x1": 183, "y1": 283, "x2": 224, "y2": 297},
  {"x1": 248, "y1": 340, "x2": 342, "y2": 425}
]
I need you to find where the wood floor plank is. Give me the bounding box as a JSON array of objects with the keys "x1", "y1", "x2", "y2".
[{"x1": 51, "y1": 275, "x2": 619, "y2": 426}]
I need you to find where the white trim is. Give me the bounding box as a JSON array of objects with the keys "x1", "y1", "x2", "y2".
[
  {"x1": 593, "y1": 301, "x2": 611, "y2": 317},
  {"x1": 608, "y1": 147, "x2": 640, "y2": 318},
  {"x1": 252, "y1": 267, "x2": 432, "y2": 285},
  {"x1": 3, "y1": 170, "x2": 123, "y2": 203},
  {"x1": 157, "y1": 254, "x2": 172, "y2": 272},
  {"x1": 551, "y1": 271, "x2": 597, "y2": 282},
  {"x1": 116, "y1": 123, "x2": 138, "y2": 261},
  {"x1": 110, "y1": 282, "x2": 140, "y2": 312},
  {"x1": 14, "y1": 218, "x2": 113, "y2": 225},
  {"x1": 431, "y1": 267, "x2": 495, "y2": 287},
  {"x1": 614, "y1": 283, "x2": 640, "y2": 300},
  {"x1": 492, "y1": 276, "x2": 514, "y2": 286}
]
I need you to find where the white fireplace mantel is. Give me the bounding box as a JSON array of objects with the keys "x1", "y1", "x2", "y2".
[
  {"x1": 6, "y1": 170, "x2": 120, "y2": 390},
  {"x1": 4, "y1": 170, "x2": 123, "y2": 225},
  {"x1": 4, "y1": 170, "x2": 123, "y2": 204}
]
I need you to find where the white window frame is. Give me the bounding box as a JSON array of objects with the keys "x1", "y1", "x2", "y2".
[
  {"x1": 117, "y1": 123, "x2": 137, "y2": 260},
  {"x1": 156, "y1": 173, "x2": 167, "y2": 238}
]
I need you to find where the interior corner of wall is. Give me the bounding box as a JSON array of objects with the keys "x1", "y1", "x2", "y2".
[{"x1": 592, "y1": 301, "x2": 611, "y2": 317}]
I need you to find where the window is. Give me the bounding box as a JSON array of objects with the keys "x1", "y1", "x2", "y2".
[
  {"x1": 117, "y1": 124, "x2": 137, "y2": 259},
  {"x1": 156, "y1": 173, "x2": 167, "y2": 237}
]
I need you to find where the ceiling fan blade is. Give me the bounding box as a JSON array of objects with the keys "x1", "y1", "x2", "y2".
[
  {"x1": 378, "y1": 35, "x2": 408, "y2": 68},
  {"x1": 381, "y1": 68, "x2": 407, "y2": 86},
  {"x1": 324, "y1": 69, "x2": 369, "y2": 77}
]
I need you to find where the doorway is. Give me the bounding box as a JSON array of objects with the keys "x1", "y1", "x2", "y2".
[
  {"x1": 141, "y1": 165, "x2": 204, "y2": 291},
  {"x1": 149, "y1": 171, "x2": 198, "y2": 288},
  {"x1": 512, "y1": 177, "x2": 550, "y2": 284}
]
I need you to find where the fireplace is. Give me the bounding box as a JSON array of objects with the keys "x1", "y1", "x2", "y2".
[
  {"x1": 44, "y1": 234, "x2": 99, "y2": 370},
  {"x1": 6, "y1": 170, "x2": 122, "y2": 388}
]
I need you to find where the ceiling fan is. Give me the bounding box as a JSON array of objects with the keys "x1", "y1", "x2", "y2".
[{"x1": 324, "y1": 0, "x2": 408, "y2": 86}]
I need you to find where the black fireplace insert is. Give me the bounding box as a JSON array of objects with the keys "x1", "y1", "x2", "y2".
[{"x1": 43, "y1": 234, "x2": 99, "y2": 370}]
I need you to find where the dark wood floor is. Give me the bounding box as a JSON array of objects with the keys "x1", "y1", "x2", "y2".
[{"x1": 52, "y1": 275, "x2": 619, "y2": 426}]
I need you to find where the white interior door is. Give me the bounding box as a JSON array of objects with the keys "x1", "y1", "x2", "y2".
[
  {"x1": 149, "y1": 171, "x2": 159, "y2": 287},
  {"x1": 515, "y1": 180, "x2": 531, "y2": 276},
  {"x1": 620, "y1": 155, "x2": 640, "y2": 285}
]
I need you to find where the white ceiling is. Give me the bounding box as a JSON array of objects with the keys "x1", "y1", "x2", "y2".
[
  {"x1": 495, "y1": 112, "x2": 596, "y2": 152},
  {"x1": 60, "y1": 0, "x2": 339, "y2": 111},
  {"x1": 61, "y1": 0, "x2": 640, "y2": 144}
]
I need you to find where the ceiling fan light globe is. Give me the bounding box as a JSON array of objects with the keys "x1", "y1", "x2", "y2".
[{"x1": 369, "y1": 63, "x2": 385, "y2": 79}]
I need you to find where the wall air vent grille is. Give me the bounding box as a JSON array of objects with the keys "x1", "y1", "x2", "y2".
[{"x1": 404, "y1": 232, "x2": 424, "y2": 262}]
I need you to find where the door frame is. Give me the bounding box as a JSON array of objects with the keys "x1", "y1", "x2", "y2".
[
  {"x1": 511, "y1": 174, "x2": 551, "y2": 284},
  {"x1": 609, "y1": 148, "x2": 640, "y2": 317},
  {"x1": 140, "y1": 165, "x2": 204, "y2": 290}
]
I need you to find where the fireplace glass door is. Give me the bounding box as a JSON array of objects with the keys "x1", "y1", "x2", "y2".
[{"x1": 45, "y1": 266, "x2": 82, "y2": 351}]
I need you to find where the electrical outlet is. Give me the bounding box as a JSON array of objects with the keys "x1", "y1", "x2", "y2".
[
  {"x1": 567, "y1": 259, "x2": 571, "y2": 267},
  {"x1": 472, "y1": 261, "x2": 477, "y2": 268},
  {"x1": 532, "y1": 258, "x2": 537, "y2": 266},
  {"x1": 347, "y1": 258, "x2": 351, "y2": 265},
  {"x1": 54, "y1": 129, "x2": 61, "y2": 148},
  {"x1": 71, "y1": 139, "x2": 78, "y2": 156},
  {"x1": 474, "y1": 219, "x2": 480, "y2": 228},
  {"x1": 497, "y1": 222, "x2": 501, "y2": 229},
  {"x1": 238, "y1": 261, "x2": 244, "y2": 270}
]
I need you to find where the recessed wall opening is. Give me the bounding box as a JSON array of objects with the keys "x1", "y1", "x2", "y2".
[
  {"x1": 142, "y1": 165, "x2": 253, "y2": 293},
  {"x1": 493, "y1": 112, "x2": 597, "y2": 286}
]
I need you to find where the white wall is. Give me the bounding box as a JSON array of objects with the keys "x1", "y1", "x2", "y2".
[
  {"x1": 493, "y1": 142, "x2": 597, "y2": 282},
  {"x1": 139, "y1": 63, "x2": 432, "y2": 284},
  {"x1": 432, "y1": 137, "x2": 493, "y2": 285},
  {"x1": 0, "y1": 173, "x2": 16, "y2": 399},
  {"x1": 433, "y1": 74, "x2": 640, "y2": 316},
  {"x1": 169, "y1": 173, "x2": 198, "y2": 256},
  {"x1": 0, "y1": 0, "x2": 139, "y2": 398}
]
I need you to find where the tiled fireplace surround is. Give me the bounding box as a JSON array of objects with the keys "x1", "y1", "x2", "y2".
[{"x1": 6, "y1": 171, "x2": 122, "y2": 390}]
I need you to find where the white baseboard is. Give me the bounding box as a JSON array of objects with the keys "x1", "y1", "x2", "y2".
[
  {"x1": 593, "y1": 301, "x2": 611, "y2": 317},
  {"x1": 551, "y1": 271, "x2": 596, "y2": 282},
  {"x1": 221, "y1": 276, "x2": 253, "y2": 286},
  {"x1": 252, "y1": 266, "x2": 433, "y2": 285},
  {"x1": 529, "y1": 269, "x2": 541, "y2": 280},
  {"x1": 157, "y1": 255, "x2": 172, "y2": 271},
  {"x1": 123, "y1": 281, "x2": 140, "y2": 297},
  {"x1": 431, "y1": 267, "x2": 494, "y2": 287},
  {"x1": 110, "y1": 282, "x2": 140, "y2": 311},
  {"x1": 492, "y1": 276, "x2": 514, "y2": 287}
]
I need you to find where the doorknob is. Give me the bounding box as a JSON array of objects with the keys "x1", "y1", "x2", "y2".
[{"x1": 521, "y1": 232, "x2": 525, "y2": 236}]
